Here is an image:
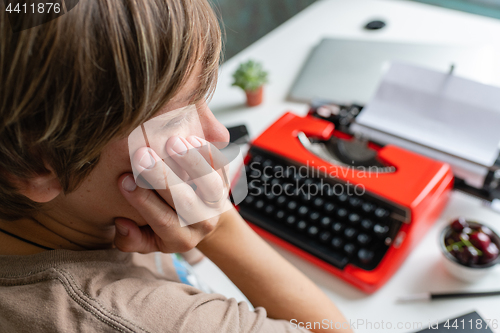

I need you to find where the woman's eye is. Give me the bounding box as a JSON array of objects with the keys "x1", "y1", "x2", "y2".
[{"x1": 162, "y1": 116, "x2": 185, "y2": 129}]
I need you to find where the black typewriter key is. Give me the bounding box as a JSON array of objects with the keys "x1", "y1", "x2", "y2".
[
  {"x1": 309, "y1": 211, "x2": 320, "y2": 223},
  {"x1": 297, "y1": 220, "x2": 308, "y2": 231},
  {"x1": 286, "y1": 215, "x2": 296, "y2": 226},
  {"x1": 255, "y1": 200, "x2": 265, "y2": 210},
  {"x1": 374, "y1": 224, "x2": 390, "y2": 238},
  {"x1": 348, "y1": 213, "x2": 361, "y2": 225},
  {"x1": 264, "y1": 205, "x2": 275, "y2": 215},
  {"x1": 374, "y1": 207, "x2": 389, "y2": 219},
  {"x1": 244, "y1": 196, "x2": 255, "y2": 205},
  {"x1": 313, "y1": 197, "x2": 324, "y2": 208},
  {"x1": 282, "y1": 168, "x2": 292, "y2": 179},
  {"x1": 309, "y1": 182, "x2": 321, "y2": 195},
  {"x1": 344, "y1": 243, "x2": 357, "y2": 256},
  {"x1": 248, "y1": 182, "x2": 261, "y2": 193},
  {"x1": 298, "y1": 205, "x2": 309, "y2": 216},
  {"x1": 357, "y1": 233, "x2": 372, "y2": 246},
  {"x1": 249, "y1": 169, "x2": 260, "y2": 178},
  {"x1": 358, "y1": 249, "x2": 375, "y2": 264},
  {"x1": 331, "y1": 237, "x2": 344, "y2": 249},
  {"x1": 314, "y1": 178, "x2": 323, "y2": 188},
  {"x1": 324, "y1": 202, "x2": 335, "y2": 214},
  {"x1": 265, "y1": 192, "x2": 276, "y2": 201},
  {"x1": 338, "y1": 194, "x2": 349, "y2": 203},
  {"x1": 336, "y1": 208, "x2": 348, "y2": 219},
  {"x1": 298, "y1": 174, "x2": 309, "y2": 185},
  {"x1": 332, "y1": 222, "x2": 344, "y2": 233},
  {"x1": 272, "y1": 164, "x2": 283, "y2": 175},
  {"x1": 275, "y1": 210, "x2": 285, "y2": 220},
  {"x1": 260, "y1": 174, "x2": 272, "y2": 183},
  {"x1": 287, "y1": 200, "x2": 298, "y2": 211},
  {"x1": 252, "y1": 155, "x2": 263, "y2": 164},
  {"x1": 288, "y1": 187, "x2": 300, "y2": 197},
  {"x1": 260, "y1": 175, "x2": 272, "y2": 184},
  {"x1": 276, "y1": 196, "x2": 287, "y2": 207},
  {"x1": 361, "y1": 202, "x2": 375, "y2": 214},
  {"x1": 262, "y1": 159, "x2": 273, "y2": 168},
  {"x1": 344, "y1": 227, "x2": 357, "y2": 240},
  {"x1": 361, "y1": 218, "x2": 373, "y2": 231},
  {"x1": 348, "y1": 197, "x2": 362, "y2": 208},
  {"x1": 323, "y1": 185, "x2": 334, "y2": 197},
  {"x1": 299, "y1": 191, "x2": 311, "y2": 202},
  {"x1": 271, "y1": 178, "x2": 281, "y2": 187},
  {"x1": 292, "y1": 173, "x2": 305, "y2": 184},
  {"x1": 319, "y1": 231, "x2": 331, "y2": 243},
  {"x1": 320, "y1": 216, "x2": 332, "y2": 228},
  {"x1": 307, "y1": 226, "x2": 319, "y2": 237},
  {"x1": 303, "y1": 178, "x2": 314, "y2": 187}
]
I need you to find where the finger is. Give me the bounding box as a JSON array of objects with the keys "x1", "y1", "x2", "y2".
[
  {"x1": 160, "y1": 151, "x2": 190, "y2": 184},
  {"x1": 119, "y1": 172, "x2": 214, "y2": 240},
  {"x1": 114, "y1": 218, "x2": 160, "y2": 253},
  {"x1": 166, "y1": 136, "x2": 225, "y2": 203},
  {"x1": 133, "y1": 147, "x2": 213, "y2": 216},
  {"x1": 132, "y1": 147, "x2": 192, "y2": 208},
  {"x1": 186, "y1": 136, "x2": 232, "y2": 189},
  {"x1": 132, "y1": 147, "x2": 169, "y2": 190},
  {"x1": 119, "y1": 173, "x2": 187, "y2": 238},
  {"x1": 118, "y1": 173, "x2": 222, "y2": 250},
  {"x1": 186, "y1": 136, "x2": 230, "y2": 171}
]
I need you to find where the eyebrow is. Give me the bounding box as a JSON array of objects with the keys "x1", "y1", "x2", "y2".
[{"x1": 183, "y1": 87, "x2": 204, "y2": 105}]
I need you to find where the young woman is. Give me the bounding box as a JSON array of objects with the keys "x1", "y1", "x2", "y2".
[{"x1": 0, "y1": 1, "x2": 352, "y2": 332}]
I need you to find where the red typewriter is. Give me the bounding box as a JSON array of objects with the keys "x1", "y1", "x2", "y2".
[{"x1": 236, "y1": 109, "x2": 454, "y2": 293}]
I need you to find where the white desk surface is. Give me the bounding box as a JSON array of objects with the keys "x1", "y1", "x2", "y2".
[{"x1": 194, "y1": 1, "x2": 500, "y2": 332}]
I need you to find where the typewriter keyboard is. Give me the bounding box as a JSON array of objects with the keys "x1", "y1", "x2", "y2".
[{"x1": 238, "y1": 148, "x2": 407, "y2": 271}]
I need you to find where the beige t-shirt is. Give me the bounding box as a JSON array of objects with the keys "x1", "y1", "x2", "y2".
[{"x1": 0, "y1": 249, "x2": 309, "y2": 333}]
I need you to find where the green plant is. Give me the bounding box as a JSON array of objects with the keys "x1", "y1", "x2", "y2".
[{"x1": 232, "y1": 60, "x2": 269, "y2": 92}]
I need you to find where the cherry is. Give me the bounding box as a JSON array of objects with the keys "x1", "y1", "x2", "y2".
[
  {"x1": 480, "y1": 242, "x2": 499, "y2": 265},
  {"x1": 450, "y1": 217, "x2": 468, "y2": 232},
  {"x1": 449, "y1": 244, "x2": 461, "y2": 258},
  {"x1": 466, "y1": 246, "x2": 480, "y2": 265},
  {"x1": 449, "y1": 232, "x2": 463, "y2": 243},
  {"x1": 462, "y1": 227, "x2": 473, "y2": 236},
  {"x1": 470, "y1": 232, "x2": 491, "y2": 251},
  {"x1": 456, "y1": 246, "x2": 479, "y2": 265},
  {"x1": 469, "y1": 223, "x2": 482, "y2": 231},
  {"x1": 479, "y1": 226, "x2": 494, "y2": 237},
  {"x1": 458, "y1": 228, "x2": 469, "y2": 241}
]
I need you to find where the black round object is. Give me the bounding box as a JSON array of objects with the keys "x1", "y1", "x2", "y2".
[{"x1": 364, "y1": 20, "x2": 386, "y2": 30}]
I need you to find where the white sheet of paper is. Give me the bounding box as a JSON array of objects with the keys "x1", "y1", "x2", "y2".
[{"x1": 353, "y1": 62, "x2": 500, "y2": 168}]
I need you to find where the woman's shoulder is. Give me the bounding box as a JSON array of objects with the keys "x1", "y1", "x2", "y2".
[{"x1": 0, "y1": 249, "x2": 301, "y2": 333}]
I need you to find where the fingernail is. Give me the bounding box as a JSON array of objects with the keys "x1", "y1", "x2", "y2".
[
  {"x1": 122, "y1": 175, "x2": 137, "y2": 192},
  {"x1": 139, "y1": 150, "x2": 155, "y2": 169},
  {"x1": 115, "y1": 222, "x2": 129, "y2": 236},
  {"x1": 189, "y1": 136, "x2": 202, "y2": 148},
  {"x1": 172, "y1": 137, "x2": 188, "y2": 155}
]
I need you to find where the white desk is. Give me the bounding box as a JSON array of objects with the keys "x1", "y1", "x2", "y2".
[{"x1": 194, "y1": 1, "x2": 500, "y2": 331}]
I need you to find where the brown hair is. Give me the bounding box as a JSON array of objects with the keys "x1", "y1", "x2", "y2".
[{"x1": 0, "y1": 0, "x2": 222, "y2": 220}]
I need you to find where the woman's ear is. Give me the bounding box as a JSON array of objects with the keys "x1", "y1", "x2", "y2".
[{"x1": 12, "y1": 166, "x2": 62, "y2": 203}]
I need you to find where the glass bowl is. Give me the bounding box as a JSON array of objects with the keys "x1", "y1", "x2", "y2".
[{"x1": 439, "y1": 220, "x2": 500, "y2": 282}]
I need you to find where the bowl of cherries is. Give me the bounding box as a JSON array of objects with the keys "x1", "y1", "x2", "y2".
[{"x1": 440, "y1": 217, "x2": 500, "y2": 282}]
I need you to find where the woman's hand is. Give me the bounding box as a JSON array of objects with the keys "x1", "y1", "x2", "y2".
[{"x1": 114, "y1": 135, "x2": 230, "y2": 254}]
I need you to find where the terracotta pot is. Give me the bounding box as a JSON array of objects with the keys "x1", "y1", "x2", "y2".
[{"x1": 245, "y1": 86, "x2": 264, "y2": 107}]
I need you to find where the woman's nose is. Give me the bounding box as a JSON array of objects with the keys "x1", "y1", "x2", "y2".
[{"x1": 200, "y1": 107, "x2": 230, "y2": 144}]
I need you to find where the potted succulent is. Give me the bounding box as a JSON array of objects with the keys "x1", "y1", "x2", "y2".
[{"x1": 232, "y1": 60, "x2": 269, "y2": 107}]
